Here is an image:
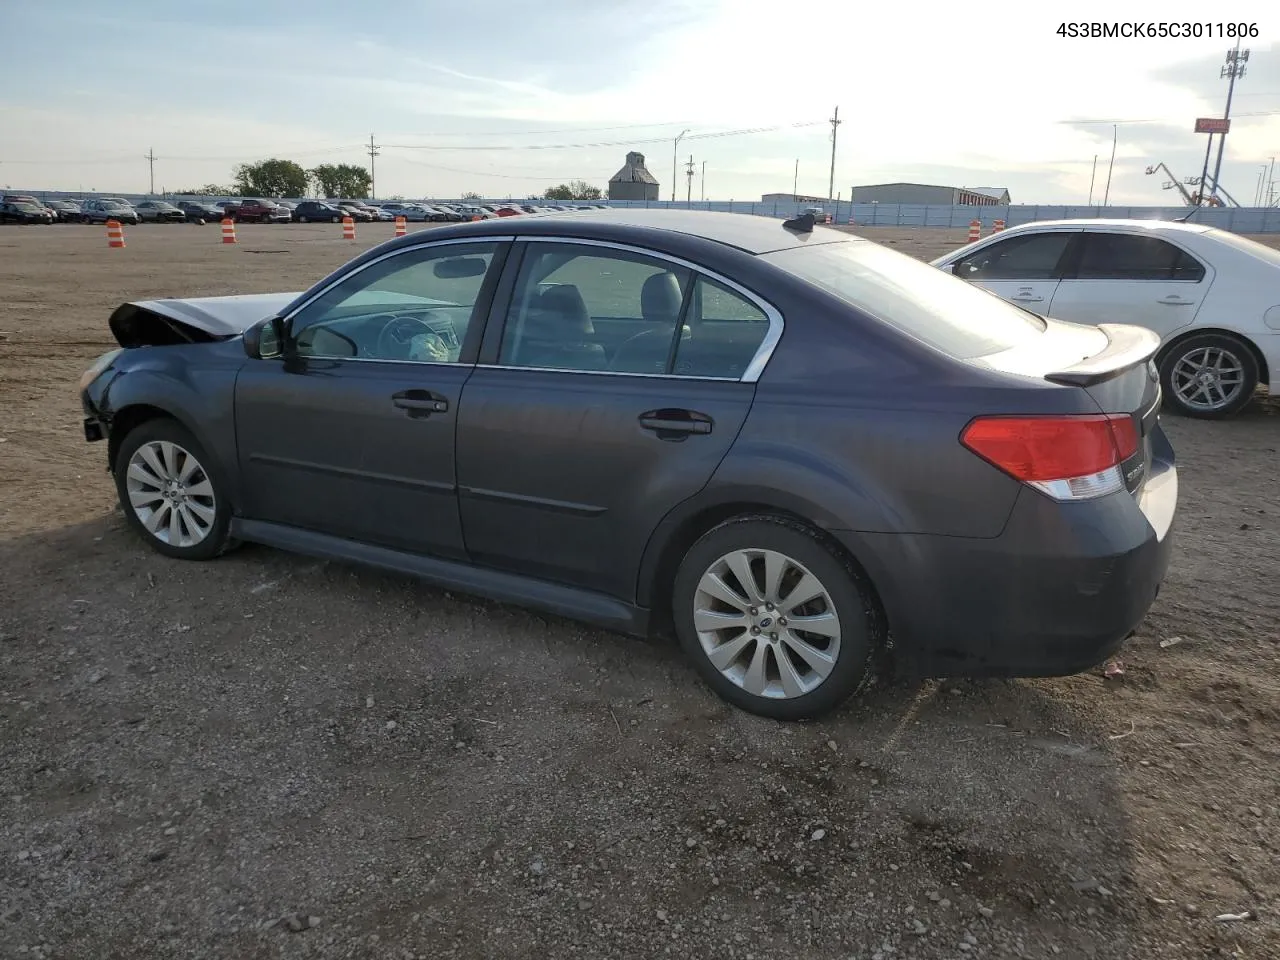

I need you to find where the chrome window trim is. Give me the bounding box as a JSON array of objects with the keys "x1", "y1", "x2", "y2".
[
  {"x1": 280, "y1": 235, "x2": 515, "y2": 326},
  {"x1": 477, "y1": 235, "x2": 784, "y2": 384}
]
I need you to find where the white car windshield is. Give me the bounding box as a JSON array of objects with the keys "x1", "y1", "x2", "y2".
[{"x1": 761, "y1": 239, "x2": 1047, "y2": 360}]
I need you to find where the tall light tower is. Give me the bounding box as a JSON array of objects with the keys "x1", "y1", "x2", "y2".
[
  {"x1": 671, "y1": 129, "x2": 689, "y2": 203},
  {"x1": 827, "y1": 106, "x2": 841, "y2": 202},
  {"x1": 1209, "y1": 43, "x2": 1248, "y2": 203}
]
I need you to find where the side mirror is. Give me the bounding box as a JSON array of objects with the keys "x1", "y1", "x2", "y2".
[{"x1": 243, "y1": 316, "x2": 284, "y2": 359}]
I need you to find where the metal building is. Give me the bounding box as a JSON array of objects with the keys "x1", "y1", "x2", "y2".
[
  {"x1": 851, "y1": 182, "x2": 1010, "y2": 206},
  {"x1": 608, "y1": 151, "x2": 660, "y2": 202}
]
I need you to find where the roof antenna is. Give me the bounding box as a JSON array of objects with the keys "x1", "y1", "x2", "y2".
[{"x1": 782, "y1": 211, "x2": 815, "y2": 233}]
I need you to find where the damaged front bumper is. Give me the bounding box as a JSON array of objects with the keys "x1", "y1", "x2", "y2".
[{"x1": 79, "y1": 348, "x2": 122, "y2": 443}]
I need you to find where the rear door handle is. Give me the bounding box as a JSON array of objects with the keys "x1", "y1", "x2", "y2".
[
  {"x1": 1010, "y1": 294, "x2": 1044, "y2": 302},
  {"x1": 1157, "y1": 296, "x2": 1195, "y2": 305},
  {"x1": 639, "y1": 408, "x2": 713, "y2": 438}
]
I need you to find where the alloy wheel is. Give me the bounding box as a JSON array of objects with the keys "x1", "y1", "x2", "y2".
[
  {"x1": 693, "y1": 548, "x2": 841, "y2": 699},
  {"x1": 125, "y1": 440, "x2": 217, "y2": 548},
  {"x1": 1170, "y1": 345, "x2": 1245, "y2": 413}
]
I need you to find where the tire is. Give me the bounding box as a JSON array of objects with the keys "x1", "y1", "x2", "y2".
[
  {"x1": 330, "y1": 216, "x2": 339, "y2": 223},
  {"x1": 1158, "y1": 332, "x2": 1259, "y2": 419},
  {"x1": 113, "y1": 418, "x2": 234, "y2": 561},
  {"x1": 299, "y1": 216, "x2": 309, "y2": 223},
  {"x1": 671, "y1": 515, "x2": 882, "y2": 720}
]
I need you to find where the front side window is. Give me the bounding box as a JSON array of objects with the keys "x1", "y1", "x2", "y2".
[
  {"x1": 287, "y1": 243, "x2": 500, "y2": 363},
  {"x1": 952, "y1": 232, "x2": 1074, "y2": 281},
  {"x1": 1074, "y1": 233, "x2": 1206, "y2": 281}
]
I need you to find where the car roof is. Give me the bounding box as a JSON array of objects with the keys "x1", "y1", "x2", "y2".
[
  {"x1": 998, "y1": 218, "x2": 1213, "y2": 235},
  {"x1": 400, "y1": 208, "x2": 856, "y2": 255}
]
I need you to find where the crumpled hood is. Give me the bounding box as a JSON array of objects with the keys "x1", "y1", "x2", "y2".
[{"x1": 108, "y1": 292, "x2": 302, "y2": 347}]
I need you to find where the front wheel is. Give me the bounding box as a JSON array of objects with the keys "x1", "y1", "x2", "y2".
[
  {"x1": 671, "y1": 515, "x2": 882, "y2": 720},
  {"x1": 1159, "y1": 333, "x2": 1259, "y2": 419},
  {"x1": 114, "y1": 419, "x2": 234, "y2": 560}
]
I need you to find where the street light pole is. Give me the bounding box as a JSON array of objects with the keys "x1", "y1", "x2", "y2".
[
  {"x1": 700, "y1": 161, "x2": 706, "y2": 202},
  {"x1": 792, "y1": 158, "x2": 798, "y2": 200},
  {"x1": 671, "y1": 129, "x2": 689, "y2": 203},
  {"x1": 1102, "y1": 124, "x2": 1117, "y2": 206}
]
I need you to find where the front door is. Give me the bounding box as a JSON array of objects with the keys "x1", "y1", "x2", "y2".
[
  {"x1": 456, "y1": 241, "x2": 777, "y2": 600},
  {"x1": 1047, "y1": 230, "x2": 1214, "y2": 339},
  {"x1": 948, "y1": 229, "x2": 1079, "y2": 316},
  {"x1": 234, "y1": 239, "x2": 507, "y2": 558}
]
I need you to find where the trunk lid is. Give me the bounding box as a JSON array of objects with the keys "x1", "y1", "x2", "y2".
[{"x1": 972, "y1": 319, "x2": 1162, "y2": 496}]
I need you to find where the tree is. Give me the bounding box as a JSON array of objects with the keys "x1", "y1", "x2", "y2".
[
  {"x1": 544, "y1": 180, "x2": 603, "y2": 201},
  {"x1": 461, "y1": 191, "x2": 483, "y2": 200},
  {"x1": 232, "y1": 159, "x2": 309, "y2": 198},
  {"x1": 309, "y1": 163, "x2": 373, "y2": 199},
  {"x1": 174, "y1": 183, "x2": 235, "y2": 196}
]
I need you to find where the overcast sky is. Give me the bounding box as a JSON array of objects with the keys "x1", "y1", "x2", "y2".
[{"x1": 2, "y1": 0, "x2": 1277, "y2": 204}]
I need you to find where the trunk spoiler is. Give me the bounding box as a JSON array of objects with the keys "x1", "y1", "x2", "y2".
[{"x1": 1044, "y1": 323, "x2": 1161, "y2": 388}]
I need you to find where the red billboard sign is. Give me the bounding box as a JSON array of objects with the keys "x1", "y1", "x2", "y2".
[{"x1": 1195, "y1": 117, "x2": 1231, "y2": 134}]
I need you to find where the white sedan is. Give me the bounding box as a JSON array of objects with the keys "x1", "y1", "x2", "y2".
[{"x1": 931, "y1": 219, "x2": 1280, "y2": 418}]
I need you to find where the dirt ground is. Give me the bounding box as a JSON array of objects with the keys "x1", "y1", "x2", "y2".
[{"x1": 1, "y1": 221, "x2": 1278, "y2": 960}]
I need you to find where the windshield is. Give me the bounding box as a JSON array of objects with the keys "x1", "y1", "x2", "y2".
[
  {"x1": 103, "y1": 203, "x2": 129, "y2": 211},
  {"x1": 1204, "y1": 227, "x2": 1280, "y2": 269},
  {"x1": 761, "y1": 240, "x2": 1046, "y2": 360},
  {"x1": 13, "y1": 203, "x2": 41, "y2": 212}
]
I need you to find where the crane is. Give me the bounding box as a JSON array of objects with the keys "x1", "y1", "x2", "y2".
[{"x1": 1144, "y1": 164, "x2": 1196, "y2": 206}]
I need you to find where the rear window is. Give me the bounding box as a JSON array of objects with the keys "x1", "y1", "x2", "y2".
[
  {"x1": 1202, "y1": 227, "x2": 1280, "y2": 269},
  {"x1": 761, "y1": 240, "x2": 1046, "y2": 359}
]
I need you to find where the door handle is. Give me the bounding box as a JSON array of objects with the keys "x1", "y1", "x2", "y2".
[
  {"x1": 1157, "y1": 296, "x2": 1195, "y2": 305},
  {"x1": 1010, "y1": 294, "x2": 1044, "y2": 302},
  {"x1": 392, "y1": 390, "x2": 448, "y2": 415},
  {"x1": 639, "y1": 409, "x2": 713, "y2": 439}
]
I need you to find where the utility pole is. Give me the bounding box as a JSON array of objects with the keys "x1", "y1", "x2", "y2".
[
  {"x1": 700, "y1": 160, "x2": 706, "y2": 202},
  {"x1": 671, "y1": 129, "x2": 690, "y2": 203},
  {"x1": 685, "y1": 155, "x2": 695, "y2": 205},
  {"x1": 1210, "y1": 42, "x2": 1249, "y2": 204},
  {"x1": 1196, "y1": 133, "x2": 1215, "y2": 205},
  {"x1": 1088, "y1": 154, "x2": 1097, "y2": 205},
  {"x1": 367, "y1": 133, "x2": 381, "y2": 200},
  {"x1": 144, "y1": 148, "x2": 156, "y2": 195},
  {"x1": 827, "y1": 106, "x2": 841, "y2": 202},
  {"x1": 792, "y1": 158, "x2": 799, "y2": 200},
  {"x1": 1102, "y1": 125, "x2": 1117, "y2": 206},
  {"x1": 1267, "y1": 156, "x2": 1276, "y2": 206}
]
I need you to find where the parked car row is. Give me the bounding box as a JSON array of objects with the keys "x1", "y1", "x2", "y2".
[{"x1": 1, "y1": 194, "x2": 612, "y2": 226}]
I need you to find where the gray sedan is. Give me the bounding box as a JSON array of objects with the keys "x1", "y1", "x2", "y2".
[{"x1": 78, "y1": 210, "x2": 1177, "y2": 719}]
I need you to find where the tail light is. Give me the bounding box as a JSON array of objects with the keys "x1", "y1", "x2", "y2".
[{"x1": 961, "y1": 414, "x2": 1139, "y2": 501}]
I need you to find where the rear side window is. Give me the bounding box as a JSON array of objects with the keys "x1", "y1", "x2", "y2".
[
  {"x1": 1074, "y1": 233, "x2": 1206, "y2": 281},
  {"x1": 953, "y1": 232, "x2": 1073, "y2": 280},
  {"x1": 762, "y1": 240, "x2": 1046, "y2": 360}
]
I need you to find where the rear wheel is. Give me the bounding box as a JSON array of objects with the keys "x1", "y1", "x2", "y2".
[
  {"x1": 114, "y1": 419, "x2": 234, "y2": 561},
  {"x1": 1159, "y1": 332, "x2": 1258, "y2": 419},
  {"x1": 671, "y1": 515, "x2": 882, "y2": 720}
]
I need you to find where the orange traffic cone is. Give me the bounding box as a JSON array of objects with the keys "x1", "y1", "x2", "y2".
[
  {"x1": 394, "y1": 216, "x2": 407, "y2": 237},
  {"x1": 342, "y1": 216, "x2": 356, "y2": 240},
  {"x1": 106, "y1": 219, "x2": 126, "y2": 248},
  {"x1": 967, "y1": 219, "x2": 981, "y2": 242},
  {"x1": 221, "y1": 218, "x2": 237, "y2": 244},
  {"x1": 992, "y1": 219, "x2": 1006, "y2": 233}
]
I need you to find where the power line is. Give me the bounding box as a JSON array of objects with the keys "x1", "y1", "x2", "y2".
[{"x1": 381, "y1": 121, "x2": 828, "y2": 153}]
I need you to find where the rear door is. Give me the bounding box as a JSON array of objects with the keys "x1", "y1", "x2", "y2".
[
  {"x1": 948, "y1": 229, "x2": 1079, "y2": 315},
  {"x1": 455, "y1": 239, "x2": 778, "y2": 600},
  {"x1": 1047, "y1": 230, "x2": 1214, "y2": 339}
]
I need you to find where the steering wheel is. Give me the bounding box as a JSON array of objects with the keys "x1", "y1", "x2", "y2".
[{"x1": 374, "y1": 314, "x2": 435, "y2": 359}]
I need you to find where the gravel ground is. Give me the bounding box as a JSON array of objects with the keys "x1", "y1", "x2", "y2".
[{"x1": 1, "y1": 221, "x2": 1278, "y2": 959}]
